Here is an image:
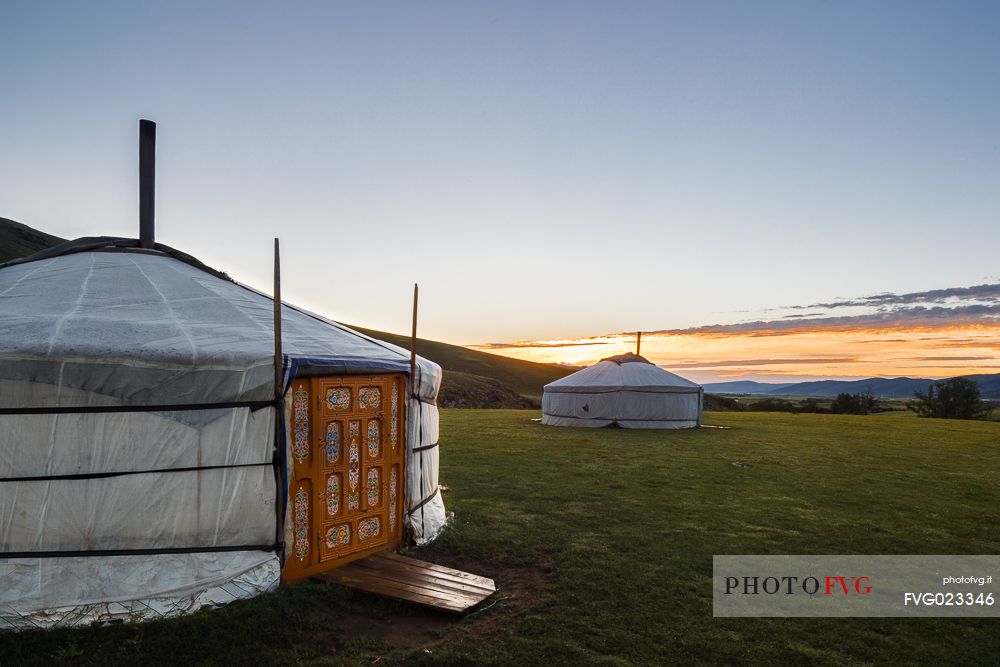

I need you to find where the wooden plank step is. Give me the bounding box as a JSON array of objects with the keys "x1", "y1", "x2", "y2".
[
  {"x1": 334, "y1": 560, "x2": 489, "y2": 601},
  {"x1": 329, "y1": 572, "x2": 487, "y2": 612},
  {"x1": 315, "y1": 552, "x2": 496, "y2": 614},
  {"x1": 350, "y1": 554, "x2": 496, "y2": 592},
  {"x1": 322, "y1": 570, "x2": 478, "y2": 612},
  {"x1": 379, "y1": 552, "x2": 497, "y2": 588}
]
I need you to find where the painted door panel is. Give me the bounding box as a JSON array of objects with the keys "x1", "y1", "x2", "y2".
[{"x1": 283, "y1": 374, "x2": 405, "y2": 583}]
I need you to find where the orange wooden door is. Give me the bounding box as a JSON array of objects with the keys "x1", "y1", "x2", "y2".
[{"x1": 283, "y1": 374, "x2": 405, "y2": 583}]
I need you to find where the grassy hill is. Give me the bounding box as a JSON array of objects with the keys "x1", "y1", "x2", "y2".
[
  {"x1": 0, "y1": 217, "x2": 66, "y2": 263},
  {"x1": 350, "y1": 325, "x2": 572, "y2": 401},
  {"x1": 437, "y1": 370, "x2": 540, "y2": 409},
  {"x1": 0, "y1": 216, "x2": 573, "y2": 405}
]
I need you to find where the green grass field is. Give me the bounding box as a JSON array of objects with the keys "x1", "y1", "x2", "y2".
[{"x1": 3, "y1": 410, "x2": 999, "y2": 665}]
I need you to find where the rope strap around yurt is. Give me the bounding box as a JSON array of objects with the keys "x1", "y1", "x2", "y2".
[
  {"x1": 0, "y1": 461, "x2": 271, "y2": 483},
  {"x1": 407, "y1": 486, "x2": 440, "y2": 514},
  {"x1": 0, "y1": 544, "x2": 279, "y2": 559},
  {"x1": 0, "y1": 398, "x2": 276, "y2": 415}
]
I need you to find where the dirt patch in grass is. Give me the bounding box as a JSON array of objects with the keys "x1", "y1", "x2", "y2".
[
  {"x1": 324, "y1": 603, "x2": 451, "y2": 650},
  {"x1": 462, "y1": 565, "x2": 556, "y2": 631}
]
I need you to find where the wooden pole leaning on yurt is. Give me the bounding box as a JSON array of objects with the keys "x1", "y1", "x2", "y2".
[
  {"x1": 408, "y1": 283, "x2": 419, "y2": 541},
  {"x1": 636, "y1": 331, "x2": 642, "y2": 356},
  {"x1": 273, "y1": 238, "x2": 283, "y2": 399},
  {"x1": 272, "y1": 238, "x2": 284, "y2": 552},
  {"x1": 410, "y1": 283, "x2": 419, "y2": 382}
]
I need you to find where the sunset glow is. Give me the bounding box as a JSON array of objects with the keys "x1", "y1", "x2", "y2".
[{"x1": 474, "y1": 324, "x2": 1000, "y2": 384}]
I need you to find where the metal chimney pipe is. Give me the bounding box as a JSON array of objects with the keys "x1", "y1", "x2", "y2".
[{"x1": 139, "y1": 119, "x2": 156, "y2": 248}]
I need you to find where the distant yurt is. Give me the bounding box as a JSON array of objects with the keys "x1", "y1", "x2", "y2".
[{"x1": 541, "y1": 353, "x2": 703, "y2": 429}]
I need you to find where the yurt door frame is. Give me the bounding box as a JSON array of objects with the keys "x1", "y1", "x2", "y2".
[{"x1": 283, "y1": 373, "x2": 406, "y2": 582}]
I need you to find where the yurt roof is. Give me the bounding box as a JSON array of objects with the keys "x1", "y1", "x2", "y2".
[
  {"x1": 545, "y1": 354, "x2": 700, "y2": 394},
  {"x1": 0, "y1": 237, "x2": 441, "y2": 409},
  {"x1": 599, "y1": 352, "x2": 652, "y2": 365}
]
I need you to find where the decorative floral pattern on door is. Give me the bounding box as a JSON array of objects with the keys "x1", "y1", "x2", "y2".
[
  {"x1": 326, "y1": 422, "x2": 340, "y2": 463},
  {"x1": 367, "y1": 467, "x2": 379, "y2": 507},
  {"x1": 326, "y1": 474, "x2": 340, "y2": 516},
  {"x1": 292, "y1": 386, "x2": 309, "y2": 463},
  {"x1": 389, "y1": 466, "x2": 397, "y2": 534},
  {"x1": 367, "y1": 419, "x2": 380, "y2": 458},
  {"x1": 294, "y1": 487, "x2": 309, "y2": 560},
  {"x1": 326, "y1": 387, "x2": 351, "y2": 410},
  {"x1": 325, "y1": 524, "x2": 350, "y2": 548},
  {"x1": 347, "y1": 427, "x2": 360, "y2": 511},
  {"x1": 358, "y1": 517, "x2": 380, "y2": 542},
  {"x1": 390, "y1": 382, "x2": 399, "y2": 452},
  {"x1": 359, "y1": 386, "x2": 381, "y2": 410}
]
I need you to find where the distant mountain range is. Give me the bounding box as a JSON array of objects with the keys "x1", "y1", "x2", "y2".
[{"x1": 704, "y1": 375, "x2": 1000, "y2": 399}]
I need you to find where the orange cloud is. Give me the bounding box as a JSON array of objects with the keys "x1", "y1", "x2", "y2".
[
  {"x1": 473, "y1": 324, "x2": 1000, "y2": 384},
  {"x1": 473, "y1": 282, "x2": 1000, "y2": 383}
]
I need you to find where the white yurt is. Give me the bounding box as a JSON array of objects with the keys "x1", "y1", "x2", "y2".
[
  {"x1": 541, "y1": 353, "x2": 703, "y2": 429},
  {"x1": 0, "y1": 237, "x2": 446, "y2": 630}
]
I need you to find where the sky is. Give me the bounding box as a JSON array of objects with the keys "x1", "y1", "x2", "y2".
[{"x1": 1, "y1": 1, "x2": 999, "y2": 382}]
